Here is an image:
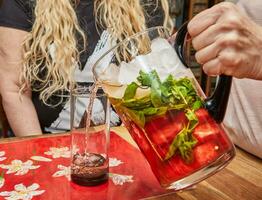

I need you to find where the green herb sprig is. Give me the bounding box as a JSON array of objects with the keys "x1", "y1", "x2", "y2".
[{"x1": 113, "y1": 70, "x2": 203, "y2": 162}]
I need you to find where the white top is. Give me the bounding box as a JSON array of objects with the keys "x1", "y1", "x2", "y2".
[{"x1": 223, "y1": 0, "x2": 262, "y2": 158}]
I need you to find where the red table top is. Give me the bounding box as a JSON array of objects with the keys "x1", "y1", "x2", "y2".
[{"x1": 0, "y1": 132, "x2": 173, "y2": 200}]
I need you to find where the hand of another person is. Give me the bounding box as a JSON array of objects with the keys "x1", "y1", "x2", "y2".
[{"x1": 187, "y1": 2, "x2": 262, "y2": 80}]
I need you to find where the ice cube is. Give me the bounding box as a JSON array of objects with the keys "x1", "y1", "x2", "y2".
[
  {"x1": 135, "y1": 54, "x2": 154, "y2": 73},
  {"x1": 160, "y1": 53, "x2": 185, "y2": 79},
  {"x1": 151, "y1": 38, "x2": 172, "y2": 52},
  {"x1": 118, "y1": 61, "x2": 140, "y2": 84},
  {"x1": 117, "y1": 37, "x2": 192, "y2": 84}
]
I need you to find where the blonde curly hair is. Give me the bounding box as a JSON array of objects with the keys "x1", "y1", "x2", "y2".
[{"x1": 21, "y1": 0, "x2": 172, "y2": 103}]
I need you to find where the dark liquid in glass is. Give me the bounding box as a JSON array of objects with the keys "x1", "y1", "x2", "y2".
[{"x1": 71, "y1": 153, "x2": 108, "y2": 186}]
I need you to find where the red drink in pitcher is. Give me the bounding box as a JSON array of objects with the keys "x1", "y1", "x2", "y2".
[
  {"x1": 93, "y1": 26, "x2": 235, "y2": 190},
  {"x1": 121, "y1": 108, "x2": 233, "y2": 188},
  {"x1": 108, "y1": 70, "x2": 234, "y2": 189}
]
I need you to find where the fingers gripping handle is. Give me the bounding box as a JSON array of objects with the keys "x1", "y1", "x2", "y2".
[{"x1": 174, "y1": 22, "x2": 232, "y2": 123}]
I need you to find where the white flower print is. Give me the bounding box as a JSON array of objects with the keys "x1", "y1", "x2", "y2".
[
  {"x1": 100, "y1": 155, "x2": 123, "y2": 167},
  {"x1": 30, "y1": 156, "x2": 52, "y2": 162},
  {"x1": 109, "y1": 173, "x2": 134, "y2": 185},
  {"x1": 0, "y1": 160, "x2": 40, "y2": 175},
  {"x1": 0, "y1": 183, "x2": 45, "y2": 200},
  {"x1": 109, "y1": 158, "x2": 123, "y2": 167},
  {"x1": 52, "y1": 165, "x2": 71, "y2": 180},
  {"x1": 44, "y1": 147, "x2": 70, "y2": 158},
  {"x1": 0, "y1": 151, "x2": 6, "y2": 161},
  {"x1": 0, "y1": 177, "x2": 4, "y2": 188}
]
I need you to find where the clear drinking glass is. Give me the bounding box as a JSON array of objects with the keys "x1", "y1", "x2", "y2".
[
  {"x1": 92, "y1": 26, "x2": 235, "y2": 190},
  {"x1": 70, "y1": 84, "x2": 110, "y2": 186}
]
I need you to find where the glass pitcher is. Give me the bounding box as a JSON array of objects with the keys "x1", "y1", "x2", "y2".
[{"x1": 92, "y1": 24, "x2": 235, "y2": 190}]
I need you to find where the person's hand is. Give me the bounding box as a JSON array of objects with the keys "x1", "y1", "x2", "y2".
[{"x1": 188, "y1": 2, "x2": 262, "y2": 80}]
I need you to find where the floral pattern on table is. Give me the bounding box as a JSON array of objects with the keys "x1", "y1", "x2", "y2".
[
  {"x1": 0, "y1": 183, "x2": 45, "y2": 200},
  {"x1": 109, "y1": 158, "x2": 124, "y2": 167},
  {"x1": 52, "y1": 165, "x2": 70, "y2": 181},
  {"x1": 0, "y1": 160, "x2": 40, "y2": 175},
  {"x1": 0, "y1": 152, "x2": 6, "y2": 162},
  {"x1": 0, "y1": 133, "x2": 167, "y2": 200},
  {"x1": 30, "y1": 156, "x2": 52, "y2": 162},
  {"x1": 109, "y1": 173, "x2": 134, "y2": 185},
  {"x1": 44, "y1": 147, "x2": 71, "y2": 159}
]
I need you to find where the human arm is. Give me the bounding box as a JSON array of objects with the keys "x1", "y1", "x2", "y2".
[
  {"x1": 187, "y1": 2, "x2": 262, "y2": 80},
  {"x1": 0, "y1": 27, "x2": 42, "y2": 136}
]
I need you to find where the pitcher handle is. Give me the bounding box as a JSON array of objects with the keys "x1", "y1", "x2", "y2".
[{"x1": 174, "y1": 22, "x2": 232, "y2": 123}]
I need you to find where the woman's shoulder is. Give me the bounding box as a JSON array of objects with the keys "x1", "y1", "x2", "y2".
[{"x1": 0, "y1": 0, "x2": 34, "y2": 31}]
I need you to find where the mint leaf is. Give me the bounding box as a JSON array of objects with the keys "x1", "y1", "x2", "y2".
[
  {"x1": 122, "y1": 95, "x2": 152, "y2": 109},
  {"x1": 142, "y1": 107, "x2": 167, "y2": 116},
  {"x1": 179, "y1": 139, "x2": 198, "y2": 162},
  {"x1": 123, "y1": 82, "x2": 139, "y2": 100},
  {"x1": 142, "y1": 107, "x2": 159, "y2": 115},
  {"x1": 185, "y1": 109, "x2": 197, "y2": 121},
  {"x1": 137, "y1": 70, "x2": 163, "y2": 107},
  {"x1": 137, "y1": 70, "x2": 161, "y2": 87},
  {"x1": 150, "y1": 86, "x2": 163, "y2": 107},
  {"x1": 170, "y1": 103, "x2": 187, "y2": 110},
  {"x1": 192, "y1": 98, "x2": 203, "y2": 110},
  {"x1": 124, "y1": 108, "x2": 145, "y2": 127},
  {"x1": 118, "y1": 70, "x2": 203, "y2": 161},
  {"x1": 165, "y1": 127, "x2": 187, "y2": 161},
  {"x1": 137, "y1": 71, "x2": 152, "y2": 86},
  {"x1": 165, "y1": 126, "x2": 197, "y2": 162}
]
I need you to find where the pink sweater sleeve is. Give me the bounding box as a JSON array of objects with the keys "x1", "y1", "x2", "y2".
[
  {"x1": 237, "y1": 0, "x2": 262, "y2": 25},
  {"x1": 223, "y1": 0, "x2": 262, "y2": 159}
]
